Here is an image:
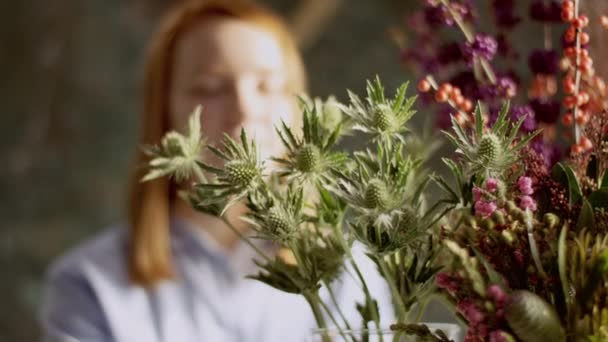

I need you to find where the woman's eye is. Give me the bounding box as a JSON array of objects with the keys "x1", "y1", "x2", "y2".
[
  {"x1": 258, "y1": 76, "x2": 286, "y2": 94},
  {"x1": 189, "y1": 79, "x2": 229, "y2": 97}
]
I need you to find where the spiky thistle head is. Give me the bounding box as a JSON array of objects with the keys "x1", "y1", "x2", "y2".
[
  {"x1": 477, "y1": 133, "x2": 502, "y2": 165},
  {"x1": 296, "y1": 144, "x2": 321, "y2": 173},
  {"x1": 341, "y1": 76, "x2": 417, "y2": 145},
  {"x1": 364, "y1": 178, "x2": 390, "y2": 210},
  {"x1": 244, "y1": 184, "x2": 303, "y2": 243},
  {"x1": 224, "y1": 160, "x2": 259, "y2": 188},
  {"x1": 273, "y1": 98, "x2": 347, "y2": 184},
  {"x1": 195, "y1": 128, "x2": 264, "y2": 213},
  {"x1": 142, "y1": 105, "x2": 206, "y2": 182},
  {"x1": 443, "y1": 101, "x2": 540, "y2": 179}
]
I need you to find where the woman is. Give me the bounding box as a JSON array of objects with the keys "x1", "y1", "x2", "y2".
[{"x1": 40, "y1": 1, "x2": 391, "y2": 341}]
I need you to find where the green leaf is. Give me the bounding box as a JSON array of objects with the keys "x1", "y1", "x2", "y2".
[
  {"x1": 588, "y1": 189, "x2": 608, "y2": 209},
  {"x1": 552, "y1": 162, "x2": 582, "y2": 206},
  {"x1": 474, "y1": 102, "x2": 484, "y2": 138},
  {"x1": 579, "y1": 249, "x2": 608, "y2": 308},
  {"x1": 392, "y1": 82, "x2": 409, "y2": 112},
  {"x1": 601, "y1": 170, "x2": 608, "y2": 190},
  {"x1": 586, "y1": 155, "x2": 598, "y2": 180},
  {"x1": 491, "y1": 101, "x2": 510, "y2": 136},
  {"x1": 557, "y1": 224, "x2": 570, "y2": 309},
  {"x1": 472, "y1": 248, "x2": 506, "y2": 287},
  {"x1": 576, "y1": 199, "x2": 595, "y2": 231}
]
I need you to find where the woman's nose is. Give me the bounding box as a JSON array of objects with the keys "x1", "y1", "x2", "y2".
[{"x1": 225, "y1": 84, "x2": 263, "y2": 131}]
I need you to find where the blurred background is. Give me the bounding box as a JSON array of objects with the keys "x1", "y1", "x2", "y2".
[{"x1": 0, "y1": 0, "x2": 420, "y2": 340}]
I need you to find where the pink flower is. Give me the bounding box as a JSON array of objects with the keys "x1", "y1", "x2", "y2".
[
  {"x1": 486, "y1": 284, "x2": 507, "y2": 306},
  {"x1": 475, "y1": 200, "x2": 497, "y2": 217},
  {"x1": 517, "y1": 176, "x2": 534, "y2": 195},
  {"x1": 436, "y1": 272, "x2": 459, "y2": 293},
  {"x1": 473, "y1": 186, "x2": 484, "y2": 202},
  {"x1": 489, "y1": 330, "x2": 511, "y2": 342},
  {"x1": 519, "y1": 195, "x2": 537, "y2": 211},
  {"x1": 486, "y1": 178, "x2": 498, "y2": 192},
  {"x1": 458, "y1": 299, "x2": 485, "y2": 325}
]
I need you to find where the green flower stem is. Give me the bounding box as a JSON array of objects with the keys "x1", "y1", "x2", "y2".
[
  {"x1": 524, "y1": 211, "x2": 547, "y2": 279},
  {"x1": 572, "y1": 0, "x2": 582, "y2": 143},
  {"x1": 305, "y1": 291, "x2": 332, "y2": 342},
  {"x1": 439, "y1": 0, "x2": 496, "y2": 85},
  {"x1": 324, "y1": 280, "x2": 355, "y2": 333},
  {"x1": 193, "y1": 165, "x2": 208, "y2": 184},
  {"x1": 219, "y1": 216, "x2": 273, "y2": 264},
  {"x1": 376, "y1": 257, "x2": 408, "y2": 323},
  {"x1": 349, "y1": 257, "x2": 383, "y2": 342},
  {"x1": 191, "y1": 163, "x2": 272, "y2": 262},
  {"x1": 318, "y1": 291, "x2": 358, "y2": 342}
]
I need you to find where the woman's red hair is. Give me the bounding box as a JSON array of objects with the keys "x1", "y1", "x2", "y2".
[{"x1": 127, "y1": 0, "x2": 306, "y2": 286}]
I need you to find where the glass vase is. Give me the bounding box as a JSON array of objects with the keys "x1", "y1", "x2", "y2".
[{"x1": 308, "y1": 323, "x2": 462, "y2": 342}]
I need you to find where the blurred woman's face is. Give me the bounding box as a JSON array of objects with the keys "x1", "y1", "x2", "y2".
[{"x1": 169, "y1": 17, "x2": 296, "y2": 162}]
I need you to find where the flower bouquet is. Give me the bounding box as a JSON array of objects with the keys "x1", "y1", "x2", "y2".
[
  {"x1": 388, "y1": 0, "x2": 608, "y2": 341},
  {"x1": 141, "y1": 2, "x2": 608, "y2": 341},
  {"x1": 143, "y1": 78, "x2": 460, "y2": 341}
]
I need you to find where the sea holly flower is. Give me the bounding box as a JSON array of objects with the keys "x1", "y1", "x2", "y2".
[
  {"x1": 195, "y1": 129, "x2": 265, "y2": 213},
  {"x1": 142, "y1": 105, "x2": 206, "y2": 182},
  {"x1": 341, "y1": 76, "x2": 417, "y2": 145},
  {"x1": 272, "y1": 98, "x2": 347, "y2": 185},
  {"x1": 443, "y1": 101, "x2": 540, "y2": 179},
  {"x1": 244, "y1": 185, "x2": 304, "y2": 243}
]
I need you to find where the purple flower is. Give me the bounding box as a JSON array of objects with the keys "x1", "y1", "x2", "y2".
[
  {"x1": 424, "y1": 4, "x2": 453, "y2": 27},
  {"x1": 519, "y1": 195, "x2": 538, "y2": 211},
  {"x1": 511, "y1": 105, "x2": 537, "y2": 133},
  {"x1": 529, "y1": 0, "x2": 561, "y2": 22},
  {"x1": 437, "y1": 42, "x2": 464, "y2": 65},
  {"x1": 463, "y1": 33, "x2": 498, "y2": 63},
  {"x1": 436, "y1": 272, "x2": 459, "y2": 293},
  {"x1": 457, "y1": 299, "x2": 485, "y2": 325},
  {"x1": 493, "y1": 0, "x2": 521, "y2": 29},
  {"x1": 497, "y1": 76, "x2": 517, "y2": 98},
  {"x1": 473, "y1": 186, "x2": 484, "y2": 202},
  {"x1": 489, "y1": 330, "x2": 511, "y2": 342},
  {"x1": 486, "y1": 284, "x2": 507, "y2": 306},
  {"x1": 545, "y1": 1, "x2": 563, "y2": 22},
  {"x1": 496, "y1": 34, "x2": 519, "y2": 59},
  {"x1": 517, "y1": 176, "x2": 534, "y2": 195},
  {"x1": 486, "y1": 178, "x2": 498, "y2": 193},
  {"x1": 531, "y1": 140, "x2": 563, "y2": 167},
  {"x1": 529, "y1": 98, "x2": 561, "y2": 124},
  {"x1": 450, "y1": 71, "x2": 481, "y2": 99},
  {"x1": 475, "y1": 200, "x2": 497, "y2": 217},
  {"x1": 528, "y1": 49, "x2": 559, "y2": 75},
  {"x1": 435, "y1": 105, "x2": 453, "y2": 129}
]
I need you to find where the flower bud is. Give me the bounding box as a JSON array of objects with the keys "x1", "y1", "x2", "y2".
[
  {"x1": 226, "y1": 160, "x2": 258, "y2": 187},
  {"x1": 478, "y1": 133, "x2": 502, "y2": 165},
  {"x1": 296, "y1": 144, "x2": 321, "y2": 172}
]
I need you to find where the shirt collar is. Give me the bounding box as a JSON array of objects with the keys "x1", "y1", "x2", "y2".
[{"x1": 170, "y1": 215, "x2": 274, "y2": 282}]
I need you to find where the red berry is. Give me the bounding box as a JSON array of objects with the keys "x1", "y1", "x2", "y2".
[
  {"x1": 461, "y1": 99, "x2": 473, "y2": 112},
  {"x1": 439, "y1": 83, "x2": 453, "y2": 94},
  {"x1": 435, "y1": 90, "x2": 449, "y2": 103},
  {"x1": 562, "y1": 9, "x2": 575, "y2": 22},
  {"x1": 575, "y1": 111, "x2": 589, "y2": 125},
  {"x1": 571, "y1": 144, "x2": 583, "y2": 155},
  {"x1": 580, "y1": 32, "x2": 590, "y2": 45},
  {"x1": 601, "y1": 16, "x2": 608, "y2": 29},
  {"x1": 562, "y1": 113, "x2": 573, "y2": 126},
  {"x1": 580, "y1": 136, "x2": 593, "y2": 150},
  {"x1": 418, "y1": 79, "x2": 431, "y2": 93},
  {"x1": 563, "y1": 95, "x2": 577, "y2": 108}
]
